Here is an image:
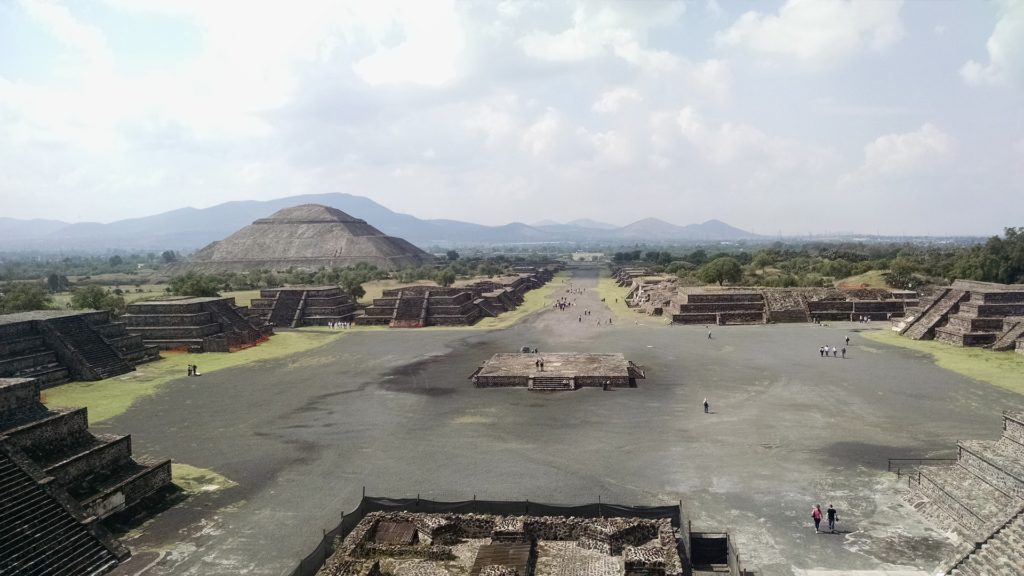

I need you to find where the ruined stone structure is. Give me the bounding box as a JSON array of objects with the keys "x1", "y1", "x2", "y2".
[
  {"x1": 0, "y1": 310, "x2": 159, "y2": 388},
  {"x1": 906, "y1": 411, "x2": 1024, "y2": 575},
  {"x1": 672, "y1": 292, "x2": 766, "y2": 325},
  {"x1": 183, "y1": 204, "x2": 434, "y2": 272},
  {"x1": 0, "y1": 376, "x2": 173, "y2": 523},
  {"x1": 250, "y1": 286, "x2": 359, "y2": 327},
  {"x1": 316, "y1": 511, "x2": 683, "y2": 576},
  {"x1": 471, "y1": 353, "x2": 645, "y2": 391},
  {"x1": 895, "y1": 280, "x2": 1024, "y2": 352},
  {"x1": 0, "y1": 436, "x2": 128, "y2": 574},
  {"x1": 357, "y1": 270, "x2": 555, "y2": 328},
  {"x1": 122, "y1": 297, "x2": 272, "y2": 352}
]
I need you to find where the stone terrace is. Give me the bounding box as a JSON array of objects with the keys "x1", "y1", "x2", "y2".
[
  {"x1": 471, "y1": 353, "x2": 645, "y2": 391},
  {"x1": 0, "y1": 310, "x2": 159, "y2": 388},
  {"x1": 122, "y1": 297, "x2": 272, "y2": 352},
  {"x1": 0, "y1": 377, "x2": 173, "y2": 523},
  {"x1": 672, "y1": 292, "x2": 766, "y2": 325},
  {"x1": 357, "y1": 269, "x2": 555, "y2": 328},
  {"x1": 250, "y1": 286, "x2": 359, "y2": 328},
  {"x1": 908, "y1": 411, "x2": 1024, "y2": 575},
  {"x1": 316, "y1": 511, "x2": 682, "y2": 576},
  {"x1": 896, "y1": 280, "x2": 1024, "y2": 351}
]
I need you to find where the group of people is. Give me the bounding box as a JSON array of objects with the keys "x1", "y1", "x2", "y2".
[
  {"x1": 553, "y1": 297, "x2": 575, "y2": 311},
  {"x1": 327, "y1": 321, "x2": 352, "y2": 329},
  {"x1": 186, "y1": 364, "x2": 201, "y2": 377},
  {"x1": 820, "y1": 336, "x2": 851, "y2": 358},
  {"x1": 534, "y1": 358, "x2": 545, "y2": 371},
  {"x1": 811, "y1": 504, "x2": 840, "y2": 533}
]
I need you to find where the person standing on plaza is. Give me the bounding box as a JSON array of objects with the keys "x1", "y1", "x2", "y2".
[
  {"x1": 827, "y1": 505, "x2": 839, "y2": 533},
  {"x1": 703, "y1": 398, "x2": 710, "y2": 413}
]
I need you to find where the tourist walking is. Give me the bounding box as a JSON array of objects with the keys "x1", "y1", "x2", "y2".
[
  {"x1": 187, "y1": 364, "x2": 193, "y2": 377},
  {"x1": 819, "y1": 346, "x2": 825, "y2": 357},
  {"x1": 812, "y1": 505, "x2": 823, "y2": 533},
  {"x1": 841, "y1": 347, "x2": 846, "y2": 359},
  {"x1": 703, "y1": 398, "x2": 710, "y2": 413},
  {"x1": 845, "y1": 336, "x2": 850, "y2": 346},
  {"x1": 831, "y1": 346, "x2": 837, "y2": 357},
  {"x1": 707, "y1": 329, "x2": 712, "y2": 339},
  {"x1": 827, "y1": 505, "x2": 839, "y2": 533}
]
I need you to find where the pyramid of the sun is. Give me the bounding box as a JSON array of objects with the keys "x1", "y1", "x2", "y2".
[{"x1": 185, "y1": 204, "x2": 434, "y2": 272}]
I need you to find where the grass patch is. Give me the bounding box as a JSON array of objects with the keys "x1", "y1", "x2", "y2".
[
  {"x1": 221, "y1": 289, "x2": 262, "y2": 307},
  {"x1": 43, "y1": 330, "x2": 343, "y2": 423},
  {"x1": 863, "y1": 330, "x2": 1024, "y2": 395},
  {"x1": 836, "y1": 270, "x2": 890, "y2": 289},
  {"x1": 172, "y1": 463, "x2": 237, "y2": 494},
  {"x1": 595, "y1": 269, "x2": 640, "y2": 321},
  {"x1": 358, "y1": 279, "x2": 437, "y2": 305},
  {"x1": 472, "y1": 271, "x2": 570, "y2": 330}
]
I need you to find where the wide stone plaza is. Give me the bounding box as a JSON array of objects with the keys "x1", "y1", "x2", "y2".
[{"x1": 72, "y1": 268, "x2": 1022, "y2": 576}]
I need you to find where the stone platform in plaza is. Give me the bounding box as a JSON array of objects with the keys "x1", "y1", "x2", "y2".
[{"x1": 471, "y1": 353, "x2": 645, "y2": 391}]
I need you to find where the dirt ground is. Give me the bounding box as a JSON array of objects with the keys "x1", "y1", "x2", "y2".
[{"x1": 91, "y1": 267, "x2": 1023, "y2": 576}]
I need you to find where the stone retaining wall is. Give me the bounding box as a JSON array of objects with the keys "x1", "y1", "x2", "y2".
[
  {"x1": 49, "y1": 435, "x2": 132, "y2": 488},
  {"x1": 5, "y1": 408, "x2": 89, "y2": 452}
]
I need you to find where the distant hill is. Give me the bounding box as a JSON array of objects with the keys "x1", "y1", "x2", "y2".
[{"x1": 0, "y1": 193, "x2": 761, "y2": 251}]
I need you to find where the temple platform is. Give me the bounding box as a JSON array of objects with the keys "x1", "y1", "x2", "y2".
[{"x1": 471, "y1": 352, "x2": 645, "y2": 391}]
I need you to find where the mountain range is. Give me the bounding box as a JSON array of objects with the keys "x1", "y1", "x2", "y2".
[{"x1": 0, "y1": 193, "x2": 760, "y2": 252}]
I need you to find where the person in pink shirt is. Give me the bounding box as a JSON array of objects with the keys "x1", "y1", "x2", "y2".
[{"x1": 811, "y1": 504, "x2": 823, "y2": 533}]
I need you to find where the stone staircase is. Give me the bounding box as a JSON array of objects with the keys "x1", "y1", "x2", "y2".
[
  {"x1": 0, "y1": 378, "x2": 173, "y2": 522},
  {"x1": 906, "y1": 411, "x2": 1024, "y2": 575},
  {"x1": 269, "y1": 290, "x2": 304, "y2": 328},
  {"x1": 902, "y1": 288, "x2": 967, "y2": 340},
  {"x1": 528, "y1": 376, "x2": 575, "y2": 391},
  {"x1": 947, "y1": 508, "x2": 1024, "y2": 576},
  {"x1": 991, "y1": 318, "x2": 1024, "y2": 352},
  {"x1": 390, "y1": 292, "x2": 427, "y2": 328},
  {"x1": 46, "y1": 316, "x2": 133, "y2": 380},
  {"x1": 0, "y1": 444, "x2": 123, "y2": 575}
]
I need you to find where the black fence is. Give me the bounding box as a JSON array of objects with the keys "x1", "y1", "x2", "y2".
[{"x1": 288, "y1": 494, "x2": 684, "y2": 576}]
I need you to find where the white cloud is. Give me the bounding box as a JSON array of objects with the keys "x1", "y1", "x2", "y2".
[
  {"x1": 352, "y1": 0, "x2": 465, "y2": 86},
  {"x1": 519, "y1": 1, "x2": 685, "y2": 72},
  {"x1": 960, "y1": 0, "x2": 1024, "y2": 87},
  {"x1": 715, "y1": 0, "x2": 904, "y2": 66},
  {"x1": 859, "y1": 123, "x2": 953, "y2": 176},
  {"x1": 592, "y1": 87, "x2": 641, "y2": 113},
  {"x1": 520, "y1": 108, "x2": 564, "y2": 156}
]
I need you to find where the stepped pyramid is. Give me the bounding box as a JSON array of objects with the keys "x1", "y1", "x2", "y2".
[{"x1": 184, "y1": 204, "x2": 434, "y2": 272}]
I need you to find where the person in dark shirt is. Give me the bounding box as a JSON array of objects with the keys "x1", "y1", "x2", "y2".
[{"x1": 827, "y1": 505, "x2": 839, "y2": 533}]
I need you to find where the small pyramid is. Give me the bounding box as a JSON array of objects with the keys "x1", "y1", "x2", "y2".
[{"x1": 184, "y1": 204, "x2": 434, "y2": 272}]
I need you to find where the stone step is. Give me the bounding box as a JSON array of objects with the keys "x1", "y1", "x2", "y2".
[{"x1": 958, "y1": 440, "x2": 1024, "y2": 499}]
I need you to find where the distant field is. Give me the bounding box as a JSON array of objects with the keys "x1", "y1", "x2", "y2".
[
  {"x1": 221, "y1": 289, "x2": 262, "y2": 307},
  {"x1": 358, "y1": 279, "x2": 437, "y2": 304},
  {"x1": 836, "y1": 270, "x2": 889, "y2": 289},
  {"x1": 863, "y1": 330, "x2": 1024, "y2": 395},
  {"x1": 51, "y1": 283, "x2": 171, "y2": 309}
]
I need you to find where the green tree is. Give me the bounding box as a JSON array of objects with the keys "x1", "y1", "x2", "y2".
[
  {"x1": 750, "y1": 252, "x2": 775, "y2": 277},
  {"x1": 161, "y1": 250, "x2": 178, "y2": 263},
  {"x1": 70, "y1": 285, "x2": 126, "y2": 314},
  {"x1": 46, "y1": 272, "x2": 70, "y2": 293},
  {"x1": 169, "y1": 272, "x2": 221, "y2": 297},
  {"x1": 445, "y1": 250, "x2": 460, "y2": 261},
  {"x1": 698, "y1": 257, "x2": 742, "y2": 286},
  {"x1": 435, "y1": 268, "x2": 456, "y2": 287},
  {"x1": 1, "y1": 282, "x2": 52, "y2": 312},
  {"x1": 339, "y1": 271, "x2": 367, "y2": 300},
  {"x1": 108, "y1": 255, "x2": 124, "y2": 267}
]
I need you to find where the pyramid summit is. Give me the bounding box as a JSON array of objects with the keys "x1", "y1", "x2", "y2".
[{"x1": 183, "y1": 203, "x2": 434, "y2": 272}]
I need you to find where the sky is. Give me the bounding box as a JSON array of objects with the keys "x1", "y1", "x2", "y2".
[{"x1": 0, "y1": 0, "x2": 1022, "y2": 236}]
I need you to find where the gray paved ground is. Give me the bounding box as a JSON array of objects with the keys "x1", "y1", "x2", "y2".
[{"x1": 101, "y1": 268, "x2": 1024, "y2": 576}]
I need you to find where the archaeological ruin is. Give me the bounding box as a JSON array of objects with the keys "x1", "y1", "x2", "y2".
[
  {"x1": 357, "y1": 269, "x2": 555, "y2": 328},
  {"x1": 471, "y1": 353, "x2": 645, "y2": 391},
  {"x1": 250, "y1": 286, "x2": 359, "y2": 327},
  {"x1": 182, "y1": 204, "x2": 435, "y2": 272},
  {"x1": 907, "y1": 410, "x2": 1024, "y2": 574},
  {"x1": 313, "y1": 504, "x2": 699, "y2": 576},
  {"x1": 1, "y1": 376, "x2": 174, "y2": 574},
  {"x1": 895, "y1": 280, "x2": 1024, "y2": 354},
  {"x1": 121, "y1": 296, "x2": 272, "y2": 352},
  {"x1": 0, "y1": 310, "x2": 160, "y2": 388},
  {"x1": 615, "y1": 267, "x2": 919, "y2": 326}
]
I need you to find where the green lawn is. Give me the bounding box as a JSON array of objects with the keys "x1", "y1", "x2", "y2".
[
  {"x1": 221, "y1": 289, "x2": 262, "y2": 307},
  {"x1": 595, "y1": 269, "x2": 641, "y2": 321},
  {"x1": 43, "y1": 330, "x2": 344, "y2": 423},
  {"x1": 863, "y1": 330, "x2": 1024, "y2": 395},
  {"x1": 836, "y1": 270, "x2": 890, "y2": 289}
]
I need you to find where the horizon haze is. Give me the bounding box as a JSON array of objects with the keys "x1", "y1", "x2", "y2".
[{"x1": 1, "y1": 0, "x2": 1022, "y2": 237}]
